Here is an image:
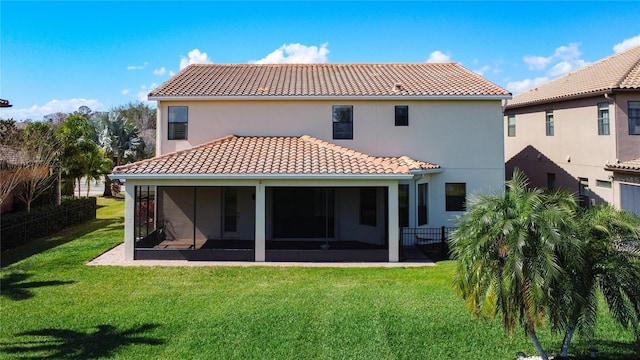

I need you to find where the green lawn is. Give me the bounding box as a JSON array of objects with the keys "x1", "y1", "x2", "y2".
[{"x1": 1, "y1": 198, "x2": 638, "y2": 359}]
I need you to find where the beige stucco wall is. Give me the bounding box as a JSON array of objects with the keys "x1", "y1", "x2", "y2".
[
  {"x1": 154, "y1": 98, "x2": 506, "y2": 227},
  {"x1": 157, "y1": 99, "x2": 505, "y2": 171},
  {"x1": 504, "y1": 95, "x2": 621, "y2": 204},
  {"x1": 613, "y1": 93, "x2": 640, "y2": 162}
]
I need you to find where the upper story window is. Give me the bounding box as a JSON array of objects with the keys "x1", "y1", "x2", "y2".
[
  {"x1": 395, "y1": 105, "x2": 409, "y2": 126},
  {"x1": 507, "y1": 115, "x2": 516, "y2": 137},
  {"x1": 545, "y1": 110, "x2": 554, "y2": 136},
  {"x1": 333, "y1": 105, "x2": 353, "y2": 139},
  {"x1": 445, "y1": 183, "x2": 466, "y2": 212},
  {"x1": 629, "y1": 101, "x2": 640, "y2": 135},
  {"x1": 598, "y1": 103, "x2": 610, "y2": 135},
  {"x1": 168, "y1": 106, "x2": 188, "y2": 140}
]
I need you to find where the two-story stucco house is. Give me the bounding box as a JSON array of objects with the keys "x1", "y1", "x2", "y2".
[
  {"x1": 111, "y1": 63, "x2": 511, "y2": 262},
  {"x1": 504, "y1": 45, "x2": 640, "y2": 216}
]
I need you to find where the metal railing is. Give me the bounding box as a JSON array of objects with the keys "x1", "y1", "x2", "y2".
[{"x1": 399, "y1": 226, "x2": 456, "y2": 261}]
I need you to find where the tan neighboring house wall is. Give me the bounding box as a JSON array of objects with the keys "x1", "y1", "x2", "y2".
[
  {"x1": 505, "y1": 95, "x2": 620, "y2": 205},
  {"x1": 504, "y1": 45, "x2": 640, "y2": 213}
]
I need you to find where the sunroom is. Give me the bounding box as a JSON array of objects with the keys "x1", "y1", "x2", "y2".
[{"x1": 112, "y1": 135, "x2": 441, "y2": 262}]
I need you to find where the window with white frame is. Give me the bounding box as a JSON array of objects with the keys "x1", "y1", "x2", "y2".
[
  {"x1": 545, "y1": 110, "x2": 554, "y2": 136},
  {"x1": 507, "y1": 115, "x2": 516, "y2": 137},
  {"x1": 598, "y1": 103, "x2": 610, "y2": 135}
]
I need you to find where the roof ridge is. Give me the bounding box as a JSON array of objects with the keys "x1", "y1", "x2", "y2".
[{"x1": 187, "y1": 63, "x2": 458, "y2": 67}]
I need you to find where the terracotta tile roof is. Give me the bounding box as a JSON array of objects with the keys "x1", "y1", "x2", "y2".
[
  {"x1": 508, "y1": 46, "x2": 640, "y2": 108},
  {"x1": 606, "y1": 158, "x2": 640, "y2": 173},
  {"x1": 148, "y1": 63, "x2": 510, "y2": 98},
  {"x1": 112, "y1": 135, "x2": 440, "y2": 177}
]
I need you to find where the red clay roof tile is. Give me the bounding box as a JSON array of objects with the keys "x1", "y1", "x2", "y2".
[
  {"x1": 112, "y1": 135, "x2": 439, "y2": 177},
  {"x1": 149, "y1": 63, "x2": 510, "y2": 98},
  {"x1": 606, "y1": 158, "x2": 640, "y2": 173},
  {"x1": 508, "y1": 46, "x2": 640, "y2": 108}
]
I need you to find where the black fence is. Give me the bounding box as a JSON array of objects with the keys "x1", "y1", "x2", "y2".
[
  {"x1": 400, "y1": 226, "x2": 456, "y2": 261},
  {"x1": 1, "y1": 198, "x2": 97, "y2": 250}
]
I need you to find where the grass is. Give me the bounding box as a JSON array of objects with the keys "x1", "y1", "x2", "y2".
[{"x1": 1, "y1": 198, "x2": 638, "y2": 359}]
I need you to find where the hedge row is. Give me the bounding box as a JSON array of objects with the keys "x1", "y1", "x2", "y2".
[{"x1": 1, "y1": 197, "x2": 97, "y2": 251}]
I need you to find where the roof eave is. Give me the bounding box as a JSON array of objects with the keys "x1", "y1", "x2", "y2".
[
  {"x1": 109, "y1": 173, "x2": 415, "y2": 181},
  {"x1": 605, "y1": 166, "x2": 640, "y2": 174},
  {"x1": 506, "y1": 89, "x2": 613, "y2": 110},
  {"x1": 148, "y1": 95, "x2": 511, "y2": 102},
  {"x1": 410, "y1": 168, "x2": 443, "y2": 175}
]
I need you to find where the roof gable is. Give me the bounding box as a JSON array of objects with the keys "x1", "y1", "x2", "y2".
[
  {"x1": 112, "y1": 135, "x2": 440, "y2": 178},
  {"x1": 508, "y1": 46, "x2": 640, "y2": 108},
  {"x1": 149, "y1": 63, "x2": 510, "y2": 99}
]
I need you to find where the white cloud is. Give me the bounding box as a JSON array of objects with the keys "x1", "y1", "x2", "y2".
[
  {"x1": 136, "y1": 83, "x2": 158, "y2": 103},
  {"x1": 613, "y1": 34, "x2": 640, "y2": 53},
  {"x1": 121, "y1": 89, "x2": 130, "y2": 95},
  {"x1": 510, "y1": 43, "x2": 589, "y2": 94},
  {"x1": 0, "y1": 98, "x2": 104, "y2": 121},
  {"x1": 473, "y1": 65, "x2": 491, "y2": 76},
  {"x1": 179, "y1": 49, "x2": 212, "y2": 69},
  {"x1": 506, "y1": 77, "x2": 549, "y2": 94},
  {"x1": 524, "y1": 55, "x2": 552, "y2": 70},
  {"x1": 153, "y1": 67, "x2": 167, "y2": 76},
  {"x1": 547, "y1": 59, "x2": 588, "y2": 77},
  {"x1": 126, "y1": 62, "x2": 148, "y2": 70},
  {"x1": 425, "y1": 50, "x2": 451, "y2": 63},
  {"x1": 250, "y1": 43, "x2": 329, "y2": 64}
]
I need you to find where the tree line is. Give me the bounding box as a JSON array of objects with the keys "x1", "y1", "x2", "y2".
[{"x1": 0, "y1": 102, "x2": 155, "y2": 212}]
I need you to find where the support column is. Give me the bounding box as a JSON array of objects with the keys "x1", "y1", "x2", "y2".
[
  {"x1": 124, "y1": 183, "x2": 135, "y2": 261},
  {"x1": 254, "y1": 183, "x2": 266, "y2": 262},
  {"x1": 388, "y1": 183, "x2": 399, "y2": 262}
]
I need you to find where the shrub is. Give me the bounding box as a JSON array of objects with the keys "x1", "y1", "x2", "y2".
[{"x1": 0, "y1": 197, "x2": 97, "y2": 250}]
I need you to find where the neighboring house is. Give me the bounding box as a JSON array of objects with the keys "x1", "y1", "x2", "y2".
[
  {"x1": 605, "y1": 158, "x2": 640, "y2": 216},
  {"x1": 111, "y1": 63, "x2": 511, "y2": 262},
  {"x1": 504, "y1": 45, "x2": 640, "y2": 214}
]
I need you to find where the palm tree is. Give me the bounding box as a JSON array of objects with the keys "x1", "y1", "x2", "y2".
[
  {"x1": 557, "y1": 205, "x2": 640, "y2": 357},
  {"x1": 449, "y1": 169, "x2": 582, "y2": 360},
  {"x1": 83, "y1": 148, "x2": 113, "y2": 197},
  {"x1": 94, "y1": 112, "x2": 146, "y2": 196}
]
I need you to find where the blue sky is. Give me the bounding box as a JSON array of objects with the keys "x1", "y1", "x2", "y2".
[{"x1": 2, "y1": 1, "x2": 640, "y2": 121}]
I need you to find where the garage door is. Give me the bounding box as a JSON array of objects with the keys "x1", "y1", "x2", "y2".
[{"x1": 621, "y1": 183, "x2": 640, "y2": 217}]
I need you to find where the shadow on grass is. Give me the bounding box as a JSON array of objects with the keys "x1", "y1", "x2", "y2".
[
  {"x1": 1, "y1": 324, "x2": 164, "y2": 359},
  {"x1": 570, "y1": 339, "x2": 640, "y2": 360},
  {"x1": 1, "y1": 218, "x2": 123, "y2": 268},
  {"x1": 0, "y1": 273, "x2": 74, "y2": 301}
]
